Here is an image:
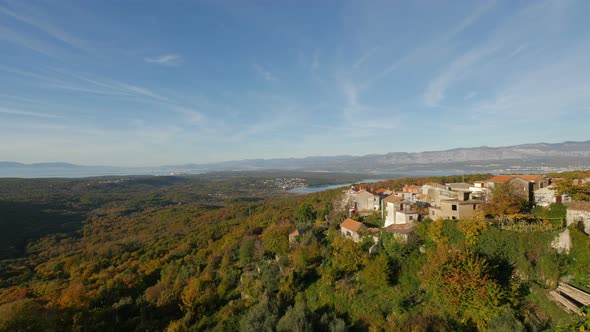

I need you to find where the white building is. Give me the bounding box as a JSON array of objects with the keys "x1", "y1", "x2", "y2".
[
  {"x1": 382, "y1": 195, "x2": 419, "y2": 228},
  {"x1": 535, "y1": 185, "x2": 569, "y2": 207}
]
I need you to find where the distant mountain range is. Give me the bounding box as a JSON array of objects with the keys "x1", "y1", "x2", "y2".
[{"x1": 3, "y1": 140, "x2": 590, "y2": 178}]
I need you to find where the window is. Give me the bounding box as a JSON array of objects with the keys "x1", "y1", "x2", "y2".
[
  {"x1": 409, "y1": 216, "x2": 413, "y2": 220},
  {"x1": 473, "y1": 204, "x2": 477, "y2": 210},
  {"x1": 452, "y1": 205, "x2": 457, "y2": 211},
  {"x1": 432, "y1": 211, "x2": 435, "y2": 216}
]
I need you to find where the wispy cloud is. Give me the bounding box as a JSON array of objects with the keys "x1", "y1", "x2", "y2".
[
  {"x1": 0, "y1": 107, "x2": 61, "y2": 119},
  {"x1": 441, "y1": 1, "x2": 497, "y2": 42},
  {"x1": 145, "y1": 54, "x2": 183, "y2": 66},
  {"x1": 0, "y1": 3, "x2": 86, "y2": 50},
  {"x1": 353, "y1": 45, "x2": 379, "y2": 69},
  {"x1": 253, "y1": 63, "x2": 278, "y2": 81},
  {"x1": 174, "y1": 107, "x2": 208, "y2": 126},
  {"x1": 367, "y1": 2, "x2": 496, "y2": 87},
  {"x1": 474, "y1": 43, "x2": 590, "y2": 118},
  {"x1": 423, "y1": 46, "x2": 498, "y2": 107},
  {"x1": 505, "y1": 44, "x2": 528, "y2": 61},
  {"x1": 0, "y1": 24, "x2": 63, "y2": 57}
]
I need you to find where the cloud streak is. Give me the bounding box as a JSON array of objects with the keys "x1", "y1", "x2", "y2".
[
  {"x1": 253, "y1": 63, "x2": 278, "y2": 81},
  {"x1": 0, "y1": 107, "x2": 61, "y2": 119},
  {"x1": 0, "y1": 3, "x2": 87, "y2": 50},
  {"x1": 145, "y1": 54, "x2": 183, "y2": 66},
  {"x1": 423, "y1": 46, "x2": 498, "y2": 107}
]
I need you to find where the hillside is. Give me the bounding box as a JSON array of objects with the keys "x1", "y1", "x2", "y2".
[{"x1": 1, "y1": 172, "x2": 590, "y2": 330}]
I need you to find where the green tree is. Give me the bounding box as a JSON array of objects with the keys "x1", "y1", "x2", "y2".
[
  {"x1": 295, "y1": 204, "x2": 317, "y2": 230},
  {"x1": 262, "y1": 224, "x2": 290, "y2": 256},
  {"x1": 239, "y1": 236, "x2": 257, "y2": 266},
  {"x1": 276, "y1": 300, "x2": 314, "y2": 332},
  {"x1": 240, "y1": 297, "x2": 279, "y2": 332},
  {"x1": 330, "y1": 236, "x2": 367, "y2": 277}
]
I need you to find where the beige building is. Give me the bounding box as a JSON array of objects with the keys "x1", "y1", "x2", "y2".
[
  {"x1": 422, "y1": 183, "x2": 458, "y2": 207},
  {"x1": 429, "y1": 191, "x2": 483, "y2": 220},
  {"x1": 342, "y1": 187, "x2": 383, "y2": 213},
  {"x1": 340, "y1": 218, "x2": 366, "y2": 242},
  {"x1": 356, "y1": 189, "x2": 381, "y2": 212}
]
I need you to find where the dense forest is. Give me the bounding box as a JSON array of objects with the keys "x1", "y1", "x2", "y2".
[{"x1": 1, "y1": 171, "x2": 589, "y2": 331}]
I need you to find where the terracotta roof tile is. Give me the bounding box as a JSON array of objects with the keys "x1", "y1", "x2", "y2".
[
  {"x1": 340, "y1": 218, "x2": 364, "y2": 231},
  {"x1": 486, "y1": 174, "x2": 543, "y2": 183},
  {"x1": 383, "y1": 195, "x2": 403, "y2": 203},
  {"x1": 486, "y1": 175, "x2": 517, "y2": 183},
  {"x1": 518, "y1": 175, "x2": 543, "y2": 181}
]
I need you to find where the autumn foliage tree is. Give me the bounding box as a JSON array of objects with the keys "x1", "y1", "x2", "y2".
[
  {"x1": 554, "y1": 179, "x2": 590, "y2": 201},
  {"x1": 481, "y1": 183, "x2": 529, "y2": 221},
  {"x1": 421, "y1": 243, "x2": 503, "y2": 330},
  {"x1": 262, "y1": 224, "x2": 291, "y2": 257}
]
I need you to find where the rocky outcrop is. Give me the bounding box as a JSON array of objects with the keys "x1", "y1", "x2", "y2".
[{"x1": 551, "y1": 229, "x2": 572, "y2": 254}]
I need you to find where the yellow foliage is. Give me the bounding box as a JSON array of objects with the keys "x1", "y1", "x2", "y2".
[{"x1": 458, "y1": 218, "x2": 489, "y2": 247}]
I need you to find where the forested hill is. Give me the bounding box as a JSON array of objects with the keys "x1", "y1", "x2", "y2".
[{"x1": 1, "y1": 173, "x2": 590, "y2": 330}]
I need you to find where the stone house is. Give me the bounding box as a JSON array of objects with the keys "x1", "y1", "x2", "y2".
[
  {"x1": 355, "y1": 189, "x2": 383, "y2": 213},
  {"x1": 468, "y1": 181, "x2": 487, "y2": 199},
  {"x1": 402, "y1": 185, "x2": 423, "y2": 194},
  {"x1": 485, "y1": 175, "x2": 549, "y2": 205},
  {"x1": 382, "y1": 195, "x2": 419, "y2": 228},
  {"x1": 429, "y1": 191, "x2": 483, "y2": 220},
  {"x1": 340, "y1": 218, "x2": 366, "y2": 243},
  {"x1": 383, "y1": 223, "x2": 415, "y2": 242},
  {"x1": 534, "y1": 185, "x2": 569, "y2": 207},
  {"x1": 421, "y1": 183, "x2": 458, "y2": 207},
  {"x1": 446, "y1": 183, "x2": 471, "y2": 191},
  {"x1": 566, "y1": 201, "x2": 590, "y2": 234}
]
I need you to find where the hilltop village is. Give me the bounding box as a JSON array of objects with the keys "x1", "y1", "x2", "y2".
[{"x1": 334, "y1": 174, "x2": 590, "y2": 244}]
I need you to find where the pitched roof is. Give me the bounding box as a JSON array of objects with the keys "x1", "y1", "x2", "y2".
[
  {"x1": 383, "y1": 223, "x2": 416, "y2": 234},
  {"x1": 487, "y1": 174, "x2": 544, "y2": 183},
  {"x1": 383, "y1": 195, "x2": 403, "y2": 204},
  {"x1": 569, "y1": 201, "x2": 590, "y2": 212},
  {"x1": 357, "y1": 189, "x2": 378, "y2": 196},
  {"x1": 486, "y1": 175, "x2": 517, "y2": 183},
  {"x1": 403, "y1": 185, "x2": 422, "y2": 192},
  {"x1": 518, "y1": 175, "x2": 544, "y2": 181},
  {"x1": 340, "y1": 218, "x2": 364, "y2": 231}
]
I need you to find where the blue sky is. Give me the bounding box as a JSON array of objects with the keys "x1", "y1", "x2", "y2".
[{"x1": 1, "y1": 0, "x2": 589, "y2": 166}]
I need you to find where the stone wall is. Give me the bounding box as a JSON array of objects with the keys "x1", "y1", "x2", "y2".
[{"x1": 566, "y1": 209, "x2": 590, "y2": 234}]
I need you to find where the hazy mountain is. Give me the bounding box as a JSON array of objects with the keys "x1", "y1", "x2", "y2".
[{"x1": 2, "y1": 140, "x2": 590, "y2": 177}]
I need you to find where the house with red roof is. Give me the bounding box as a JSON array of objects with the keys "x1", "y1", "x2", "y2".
[
  {"x1": 339, "y1": 218, "x2": 366, "y2": 243},
  {"x1": 485, "y1": 174, "x2": 550, "y2": 205}
]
